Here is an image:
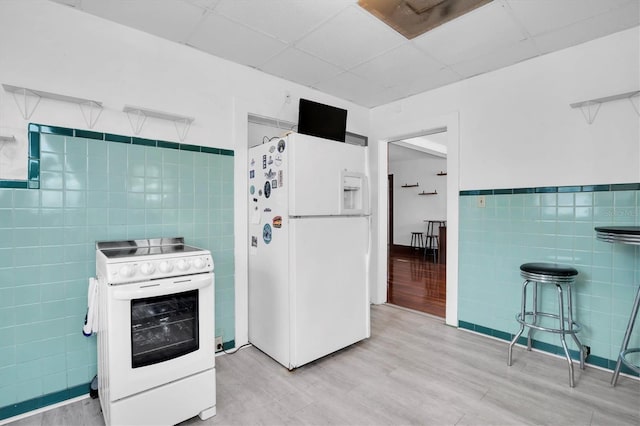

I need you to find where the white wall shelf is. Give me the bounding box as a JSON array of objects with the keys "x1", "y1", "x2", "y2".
[
  {"x1": 123, "y1": 105, "x2": 194, "y2": 142},
  {"x1": 0, "y1": 135, "x2": 16, "y2": 142},
  {"x1": 570, "y1": 90, "x2": 640, "y2": 124},
  {"x1": 2, "y1": 83, "x2": 103, "y2": 128}
]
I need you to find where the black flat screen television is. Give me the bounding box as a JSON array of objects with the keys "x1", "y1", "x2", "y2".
[{"x1": 297, "y1": 98, "x2": 347, "y2": 142}]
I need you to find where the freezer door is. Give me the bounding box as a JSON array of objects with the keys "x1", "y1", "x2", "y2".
[
  {"x1": 288, "y1": 133, "x2": 366, "y2": 216},
  {"x1": 289, "y1": 216, "x2": 370, "y2": 368}
]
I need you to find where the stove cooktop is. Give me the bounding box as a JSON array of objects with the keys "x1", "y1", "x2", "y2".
[{"x1": 96, "y1": 237, "x2": 206, "y2": 259}]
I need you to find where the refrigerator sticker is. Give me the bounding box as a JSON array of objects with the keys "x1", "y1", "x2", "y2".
[
  {"x1": 274, "y1": 154, "x2": 282, "y2": 167},
  {"x1": 269, "y1": 145, "x2": 276, "y2": 153},
  {"x1": 262, "y1": 155, "x2": 267, "y2": 169},
  {"x1": 249, "y1": 170, "x2": 255, "y2": 179},
  {"x1": 250, "y1": 205, "x2": 261, "y2": 224},
  {"x1": 265, "y1": 169, "x2": 276, "y2": 180},
  {"x1": 277, "y1": 139, "x2": 285, "y2": 153},
  {"x1": 278, "y1": 170, "x2": 283, "y2": 187},
  {"x1": 258, "y1": 189, "x2": 263, "y2": 196},
  {"x1": 249, "y1": 185, "x2": 255, "y2": 195},
  {"x1": 250, "y1": 235, "x2": 258, "y2": 255},
  {"x1": 271, "y1": 179, "x2": 277, "y2": 189},
  {"x1": 272, "y1": 216, "x2": 282, "y2": 228},
  {"x1": 268, "y1": 156, "x2": 273, "y2": 165},
  {"x1": 250, "y1": 158, "x2": 255, "y2": 167},
  {"x1": 263, "y1": 224, "x2": 272, "y2": 244},
  {"x1": 263, "y1": 208, "x2": 272, "y2": 212},
  {"x1": 264, "y1": 181, "x2": 271, "y2": 199}
]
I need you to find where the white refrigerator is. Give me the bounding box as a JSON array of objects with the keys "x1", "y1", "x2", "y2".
[{"x1": 248, "y1": 132, "x2": 370, "y2": 370}]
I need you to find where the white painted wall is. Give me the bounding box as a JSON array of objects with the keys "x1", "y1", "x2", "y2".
[
  {"x1": 369, "y1": 26, "x2": 640, "y2": 325},
  {"x1": 0, "y1": 0, "x2": 370, "y2": 347},
  {"x1": 389, "y1": 153, "x2": 447, "y2": 246}
]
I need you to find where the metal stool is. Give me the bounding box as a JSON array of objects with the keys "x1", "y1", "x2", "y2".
[
  {"x1": 507, "y1": 262, "x2": 586, "y2": 387},
  {"x1": 410, "y1": 232, "x2": 424, "y2": 251},
  {"x1": 423, "y1": 220, "x2": 445, "y2": 262}
]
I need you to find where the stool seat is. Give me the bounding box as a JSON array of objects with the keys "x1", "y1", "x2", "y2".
[
  {"x1": 520, "y1": 262, "x2": 578, "y2": 276},
  {"x1": 520, "y1": 263, "x2": 578, "y2": 284}
]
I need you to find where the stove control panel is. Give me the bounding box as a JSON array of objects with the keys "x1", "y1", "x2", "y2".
[{"x1": 104, "y1": 254, "x2": 213, "y2": 284}]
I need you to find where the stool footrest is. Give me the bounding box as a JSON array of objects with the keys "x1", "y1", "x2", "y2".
[
  {"x1": 516, "y1": 312, "x2": 582, "y2": 335},
  {"x1": 619, "y1": 348, "x2": 640, "y2": 375}
]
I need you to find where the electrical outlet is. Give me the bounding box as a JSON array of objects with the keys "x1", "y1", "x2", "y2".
[
  {"x1": 584, "y1": 345, "x2": 591, "y2": 357},
  {"x1": 478, "y1": 195, "x2": 486, "y2": 208},
  {"x1": 215, "y1": 336, "x2": 223, "y2": 352}
]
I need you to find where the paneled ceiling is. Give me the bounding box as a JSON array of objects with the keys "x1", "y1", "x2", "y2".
[{"x1": 50, "y1": 0, "x2": 639, "y2": 108}]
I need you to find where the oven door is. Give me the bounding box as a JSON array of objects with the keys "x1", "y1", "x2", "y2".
[{"x1": 105, "y1": 272, "x2": 214, "y2": 401}]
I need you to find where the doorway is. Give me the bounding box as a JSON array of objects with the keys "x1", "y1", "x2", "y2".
[{"x1": 386, "y1": 131, "x2": 447, "y2": 317}]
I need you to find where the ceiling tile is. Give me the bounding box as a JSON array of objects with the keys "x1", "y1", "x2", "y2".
[
  {"x1": 314, "y1": 71, "x2": 387, "y2": 107},
  {"x1": 350, "y1": 44, "x2": 443, "y2": 89},
  {"x1": 80, "y1": 0, "x2": 205, "y2": 43},
  {"x1": 182, "y1": 0, "x2": 220, "y2": 11},
  {"x1": 451, "y1": 38, "x2": 539, "y2": 78},
  {"x1": 531, "y1": 2, "x2": 640, "y2": 54},
  {"x1": 296, "y1": 5, "x2": 406, "y2": 70},
  {"x1": 506, "y1": 0, "x2": 633, "y2": 37},
  {"x1": 213, "y1": 0, "x2": 353, "y2": 43},
  {"x1": 392, "y1": 67, "x2": 461, "y2": 99},
  {"x1": 260, "y1": 47, "x2": 344, "y2": 87},
  {"x1": 187, "y1": 13, "x2": 288, "y2": 68},
  {"x1": 412, "y1": 1, "x2": 525, "y2": 65}
]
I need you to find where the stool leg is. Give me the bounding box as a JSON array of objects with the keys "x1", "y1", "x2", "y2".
[
  {"x1": 508, "y1": 280, "x2": 529, "y2": 366},
  {"x1": 527, "y1": 281, "x2": 538, "y2": 351},
  {"x1": 566, "y1": 282, "x2": 585, "y2": 370},
  {"x1": 557, "y1": 284, "x2": 575, "y2": 387},
  {"x1": 611, "y1": 284, "x2": 640, "y2": 386}
]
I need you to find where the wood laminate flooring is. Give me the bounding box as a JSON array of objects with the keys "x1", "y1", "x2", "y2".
[
  {"x1": 388, "y1": 246, "x2": 446, "y2": 317},
  {"x1": 6, "y1": 304, "x2": 639, "y2": 426}
]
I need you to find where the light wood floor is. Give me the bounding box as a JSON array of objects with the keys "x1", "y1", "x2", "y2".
[
  {"x1": 7, "y1": 304, "x2": 639, "y2": 426},
  {"x1": 388, "y1": 246, "x2": 446, "y2": 317}
]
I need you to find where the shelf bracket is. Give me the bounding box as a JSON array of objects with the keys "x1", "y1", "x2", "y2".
[
  {"x1": 125, "y1": 107, "x2": 147, "y2": 135},
  {"x1": 570, "y1": 90, "x2": 640, "y2": 124},
  {"x1": 630, "y1": 93, "x2": 640, "y2": 116},
  {"x1": 7, "y1": 86, "x2": 41, "y2": 120},
  {"x1": 79, "y1": 100, "x2": 103, "y2": 129},
  {"x1": 123, "y1": 105, "x2": 194, "y2": 141}
]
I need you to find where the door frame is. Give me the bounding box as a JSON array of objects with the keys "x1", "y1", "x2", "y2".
[
  {"x1": 387, "y1": 174, "x2": 393, "y2": 246},
  {"x1": 372, "y1": 112, "x2": 459, "y2": 327}
]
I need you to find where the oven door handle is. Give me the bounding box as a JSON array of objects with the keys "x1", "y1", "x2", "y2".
[{"x1": 112, "y1": 273, "x2": 212, "y2": 300}]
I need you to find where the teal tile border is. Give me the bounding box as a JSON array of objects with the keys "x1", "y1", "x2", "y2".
[
  {"x1": 460, "y1": 183, "x2": 640, "y2": 196},
  {"x1": 0, "y1": 382, "x2": 90, "y2": 421},
  {"x1": 0, "y1": 123, "x2": 235, "y2": 189},
  {"x1": 222, "y1": 339, "x2": 236, "y2": 352},
  {"x1": 458, "y1": 321, "x2": 639, "y2": 376}
]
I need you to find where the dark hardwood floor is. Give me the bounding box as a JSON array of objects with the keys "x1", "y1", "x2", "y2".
[{"x1": 387, "y1": 245, "x2": 446, "y2": 318}]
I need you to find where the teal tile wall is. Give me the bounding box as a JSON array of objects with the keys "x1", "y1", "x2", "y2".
[
  {"x1": 0, "y1": 125, "x2": 234, "y2": 420},
  {"x1": 459, "y1": 187, "x2": 639, "y2": 367}
]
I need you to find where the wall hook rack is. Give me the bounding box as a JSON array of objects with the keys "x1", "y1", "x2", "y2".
[
  {"x1": 436, "y1": 171, "x2": 447, "y2": 176},
  {"x1": 2, "y1": 84, "x2": 103, "y2": 128},
  {"x1": 570, "y1": 90, "x2": 640, "y2": 124},
  {"x1": 419, "y1": 190, "x2": 438, "y2": 195},
  {"x1": 123, "y1": 105, "x2": 194, "y2": 141},
  {"x1": 401, "y1": 183, "x2": 419, "y2": 188}
]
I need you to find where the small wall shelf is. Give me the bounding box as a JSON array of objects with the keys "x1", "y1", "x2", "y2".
[
  {"x1": 123, "y1": 105, "x2": 194, "y2": 141},
  {"x1": 419, "y1": 190, "x2": 438, "y2": 195},
  {"x1": 0, "y1": 135, "x2": 16, "y2": 142},
  {"x1": 570, "y1": 90, "x2": 640, "y2": 124},
  {"x1": 401, "y1": 183, "x2": 419, "y2": 188},
  {"x1": 2, "y1": 83, "x2": 103, "y2": 128},
  {"x1": 436, "y1": 171, "x2": 447, "y2": 176}
]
